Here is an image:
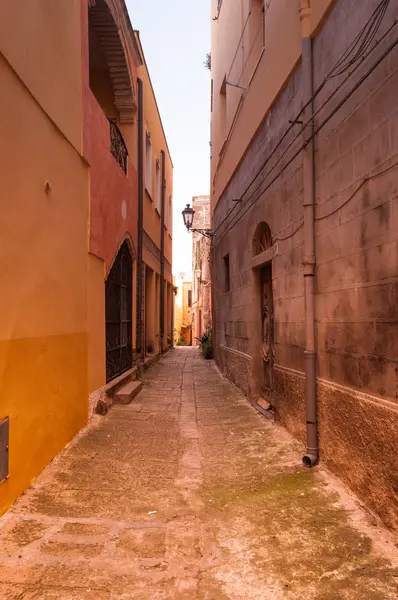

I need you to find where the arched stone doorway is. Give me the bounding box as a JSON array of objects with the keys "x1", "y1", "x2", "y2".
[
  {"x1": 252, "y1": 222, "x2": 272, "y2": 257},
  {"x1": 105, "y1": 241, "x2": 133, "y2": 382},
  {"x1": 250, "y1": 222, "x2": 274, "y2": 407}
]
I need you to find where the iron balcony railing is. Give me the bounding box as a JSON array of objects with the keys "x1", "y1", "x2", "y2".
[{"x1": 108, "y1": 118, "x2": 128, "y2": 174}]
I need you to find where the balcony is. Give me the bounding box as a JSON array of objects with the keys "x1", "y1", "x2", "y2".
[{"x1": 108, "y1": 118, "x2": 128, "y2": 174}]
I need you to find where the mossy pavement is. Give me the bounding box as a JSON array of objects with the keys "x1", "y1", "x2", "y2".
[{"x1": 0, "y1": 348, "x2": 396, "y2": 599}]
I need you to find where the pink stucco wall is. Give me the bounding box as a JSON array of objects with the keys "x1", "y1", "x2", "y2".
[
  {"x1": 84, "y1": 91, "x2": 138, "y2": 270},
  {"x1": 81, "y1": 0, "x2": 138, "y2": 272}
]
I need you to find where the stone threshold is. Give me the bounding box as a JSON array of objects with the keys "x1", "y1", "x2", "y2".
[{"x1": 104, "y1": 366, "x2": 138, "y2": 394}]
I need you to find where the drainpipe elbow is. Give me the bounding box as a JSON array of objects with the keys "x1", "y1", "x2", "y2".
[{"x1": 302, "y1": 452, "x2": 318, "y2": 468}]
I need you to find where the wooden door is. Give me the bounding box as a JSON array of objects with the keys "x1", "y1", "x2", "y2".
[{"x1": 260, "y1": 264, "x2": 274, "y2": 396}]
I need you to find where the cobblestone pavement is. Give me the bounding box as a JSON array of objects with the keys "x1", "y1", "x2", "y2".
[{"x1": 0, "y1": 348, "x2": 397, "y2": 599}]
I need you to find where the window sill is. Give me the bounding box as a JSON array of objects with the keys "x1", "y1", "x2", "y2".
[
  {"x1": 145, "y1": 188, "x2": 153, "y2": 202},
  {"x1": 155, "y1": 208, "x2": 161, "y2": 218}
]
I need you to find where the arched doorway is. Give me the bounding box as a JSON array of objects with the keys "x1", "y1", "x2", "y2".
[
  {"x1": 252, "y1": 222, "x2": 274, "y2": 403},
  {"x1": 105, "y1": 241, "x2": 133, "y2": 382}
]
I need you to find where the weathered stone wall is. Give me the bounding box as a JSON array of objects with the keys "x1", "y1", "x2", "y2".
[
  {"x1": 312, "y1": 0, "x2": 398, "y2": 531},
  {"x1": 213, "y1": 63, "x2": 305, "y2": 404},
  {"x1": 313, "y1": 0, "x2": 398, "y2": 401},
  {"x1": 213, "y1": 0, "x2": 398, "y2": 530},
  {"x1": 217, "y1": 345, "x2": 252, "y2": 397},
  {"x1": 192, "y1": 196, "x2": 212, "y2": 343}
]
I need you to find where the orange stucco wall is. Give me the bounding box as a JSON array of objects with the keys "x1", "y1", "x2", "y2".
[
  {"x1": 0, "y1": 53, "x2": 88, "y2": 514},
  {"x1": 211, "y1": 0, "x2": 334, "y2": 207},
  {"x1": 88, "y1": 255, "x2": 106, "y2": 394},
  {"x1": 0, "y1": 0, "x2": 83, "y2": 153}
]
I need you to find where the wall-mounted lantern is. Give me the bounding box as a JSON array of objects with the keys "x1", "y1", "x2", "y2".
[{"x1": 182, "y1": 204, "x2": 213, "y2": 239}]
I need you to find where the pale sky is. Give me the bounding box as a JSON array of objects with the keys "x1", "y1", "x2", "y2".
[{"x1": 126, "y1": 0, "x2": 211, "y2": 275}]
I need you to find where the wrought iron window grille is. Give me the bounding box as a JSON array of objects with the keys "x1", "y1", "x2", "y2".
[
  {"x1": 105, "y1": 241, "x2": 133, "y2": 382},
  {"x1": 108, "y1": 118, "x2": 128, "y2": 174}
]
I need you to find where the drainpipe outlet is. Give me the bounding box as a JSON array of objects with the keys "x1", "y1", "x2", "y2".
[{"x1": 302, "y1": 453, "x2": 318, "y2": 468}]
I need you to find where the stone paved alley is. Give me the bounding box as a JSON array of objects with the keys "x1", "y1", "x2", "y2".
[{"x1": 0, "y1": 348, "x2": 397, "y2": 599}]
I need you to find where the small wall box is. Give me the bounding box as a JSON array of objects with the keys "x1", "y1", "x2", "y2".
[{"x1": 0, "y1": 417, "x2": 9, "y2": 483}]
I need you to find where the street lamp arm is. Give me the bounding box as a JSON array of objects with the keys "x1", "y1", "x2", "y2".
[{"x1": 189, "y1": 228, "x2": 213, "y2": 239}]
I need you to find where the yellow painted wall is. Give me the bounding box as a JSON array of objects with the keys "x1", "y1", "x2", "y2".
[
  {"x1": 0, "y1": 0, "x2": 83, "y2": 153},
  {"x1": 0, "y1": 53, "x2": 88, "y2": 514},
  {"x1": 211, "y1": 0, "x2": 334, "y2": 206},
  {"x1": 136, "y1": 33, "x2": 173, "y2": 351},
  {"x1": 136, "y1": 34, "x2": 173, "y2": 264},
  {"x1": 173, "y1": 275, "x2": 192, "y2": 344},
  {"x1": 88, "y1": 255, "x2": 105, "y2": 394},
  {"x1": 174, "y1": 304, "x2": 182, "y2": 344},
  {"x1": 182, "y1": 282, "x2": 192, "y2": 331}
]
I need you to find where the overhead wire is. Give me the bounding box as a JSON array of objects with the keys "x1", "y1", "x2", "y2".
[
  {"x1": 237, "y1": 0, "x2": 273, "y2": 85},
  {"x1": 226, "y1": 1, "x2": 272, "y2": 82},
  {"x1": 328, "y1": 0, "x2": 389, "y2": 78},
  {"x1": 211, "y1": 0, "x2": 393, "y2": 239},
  {"x1": 238, "y1": 19, "x2": 265, "y2": 86},
  {"x1": 226, "y1": 11, "x2": 251, "y2": 81},
  {"x1": 212, "y1": 33, "x2": 398, "y2": 250},
  {"x1": 315, "y1": 157, "x2": 398, "y2": 221},
  {"x1": 212, "y1": 0, "x2": 392, "y2": 238},
  {"x1": 223, "y1": 16, "x2": 398, "y2": 235},
  {"x1": 213, "y1": 17, "x2": 397, "y2": 242}
]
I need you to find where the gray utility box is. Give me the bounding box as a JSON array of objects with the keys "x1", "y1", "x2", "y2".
[{"x1": 0, "y1": 417, "x2": 9, "y2": 484}]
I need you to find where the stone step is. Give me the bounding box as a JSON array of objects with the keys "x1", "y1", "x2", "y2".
[{"x1": 115, "y1": 380, "x2": 142, "y2": 405}]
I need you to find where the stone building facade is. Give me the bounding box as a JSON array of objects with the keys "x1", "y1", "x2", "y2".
[
  {"x1": 191, "y1": 196, "x2": 212, "y2": 344},
  {"x1": 211, "y1": 0, "x2": 398, "y2": 531}
]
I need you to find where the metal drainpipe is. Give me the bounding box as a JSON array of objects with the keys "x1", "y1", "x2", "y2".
[
  {"x1": 136, "y1": 78, "x2": 144, "y2": 360},
  {"x1": 302, "y1": 34, "x2": 318, "y2": 468},
  {"x1": 160, "y1": 150, "x2": 166, "y2": 353},
  {"x1": 210, "y1": 238, "x2": 216, "y2": 360}
]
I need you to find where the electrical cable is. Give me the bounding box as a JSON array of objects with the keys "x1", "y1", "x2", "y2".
[
  {"x1": 212, "y1": 18, "x2": 397, "y2": 243},
  {"x1": 213, "y1": 2, "x2": 394, "y2": 239},
  {"x1": 212, "y1": 33, "x2": 398, "y2": 249},
  {"x1": 315, "y1": 156, "x2": 398, "y2": 221},
  {"x1": 231, "y1": 19, "x2": 395, "y2": 230},
  {"x1": 329, "y1": 0, "x2": 389, "y2": 78},
  {"x1": 214, "y1": 32, "x2": 398, "y2": 248},
  {"x1": 238, "y1": 18, "x2": 265, "y2": 86},
  {"x1": 211, "y1": 0, "x2": 394, "y2": 238},
  {"x1": 227, "y1": 11, "x2": 251, "y2": 81},
  {"x1": 227, "y1": 1, "x2": 272, "y2": 82},
  {"x1": 237, "y1": 0, "x2": 272, "y2": 85}
]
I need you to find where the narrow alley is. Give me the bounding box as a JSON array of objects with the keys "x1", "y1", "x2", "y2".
[{"x1": 0, "y1": 348, "x2": 396, "y2": 600}]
